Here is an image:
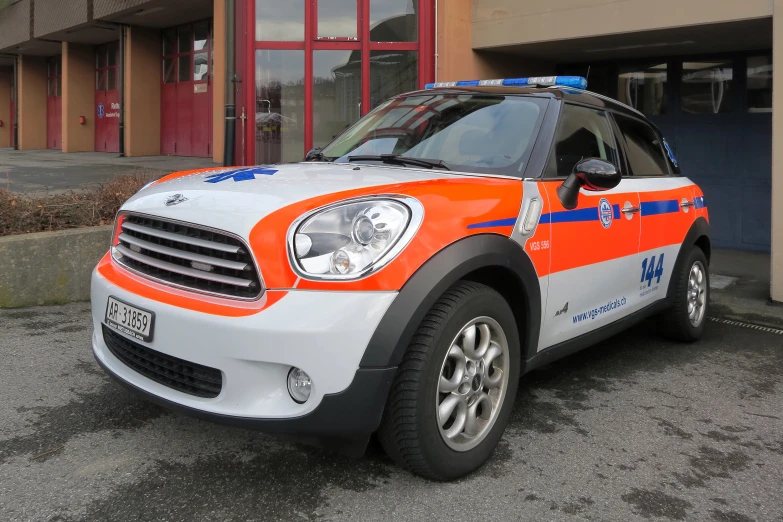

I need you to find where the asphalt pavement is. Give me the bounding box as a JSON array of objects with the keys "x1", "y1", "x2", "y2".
[{"x1": 1, "y1": 302, "x2": 781, "y2": 521}]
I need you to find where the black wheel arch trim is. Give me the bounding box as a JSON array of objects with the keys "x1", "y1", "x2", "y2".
[
  {"x1": 666, "y1": 217, "x2": 710, "y2": 300},
  {"x1": 360, "y1": 234, "x2": 542, "y2": 368}
]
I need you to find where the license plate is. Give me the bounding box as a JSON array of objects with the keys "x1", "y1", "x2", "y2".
[{"x1": 105, "y1": 296, "x2": 155, "y2": 343}]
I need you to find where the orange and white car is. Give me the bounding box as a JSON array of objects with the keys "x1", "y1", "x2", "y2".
[{"x1": 91, "y1": 76, "x2": 710, "y2": 480}]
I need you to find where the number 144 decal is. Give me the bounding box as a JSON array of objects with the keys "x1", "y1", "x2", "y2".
[{"x1": 641, "y1": 253, "x2": 665, "y2": 287}]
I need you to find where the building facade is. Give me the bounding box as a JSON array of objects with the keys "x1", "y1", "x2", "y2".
[{"x1": 0, "y1": 0, "x2": 781, "y2": 301}]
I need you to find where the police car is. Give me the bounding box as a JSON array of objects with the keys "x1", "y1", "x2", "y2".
[{"x1": 91, "y1": 76, "x2": 709, "y2": 481}]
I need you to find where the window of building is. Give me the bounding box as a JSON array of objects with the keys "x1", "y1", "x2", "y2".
[
  {"x1": 313, "y1": 50, "x2": 362, "y2": 147},
  {"x1": 162, "y1": 22, "x2": 212, "y2": 85},
  {"x1": 369, "y1": 50, "x2": 417, "y2": 108},
  {"x1": 47, "y1": 57, "x2": 61, "y2": 98},
  {"x1": 546, "y1": 104, "x2": 618, "y2": 177},
  {"x1": 251, "y1": 0, "x2": 432, "y2": 164},
  {"x1": 256, "y1": 0, "x2": 305, "y2": 41},
  {"x1": 96, "y1": 42, "x2": 119, "y2": 92},
  {"x1": 370, "y1": 0, "x2": 417, "y2": 42},
  {"x1": 747, "y1": 55, "x2": 772, "y2": 113},
  {"x1": 613, "y1": 113, "x2": 669, "y2": 176},
  {"x1": 318, "y1": 0, "x2": 358, "y2": 39},
  {"x1": 682, "y1": 60, "x2": 733, "y2": 114},
  {"x1": 255, "y1": 50, "x2": 306, "y2": 164},
  {"x1": 617, "y1": 64, "x2": 667, "y2": 116}
]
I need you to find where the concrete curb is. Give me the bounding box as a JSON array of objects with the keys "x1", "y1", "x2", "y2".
[{"x1": 0, "y1": 226, "x2": 112, "y2": 308}]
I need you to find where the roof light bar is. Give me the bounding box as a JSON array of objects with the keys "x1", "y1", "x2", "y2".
[{"x1": 424, "y1": 76, "x2": 588, "y2": 90}]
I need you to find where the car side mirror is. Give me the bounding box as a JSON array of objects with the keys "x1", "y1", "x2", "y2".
[
  {"x1": 305, "y1": 147, "x2": 324, "y2": 161},
  {"x1": 556, "y1": 158, "x2": 621, "y2": 210}
]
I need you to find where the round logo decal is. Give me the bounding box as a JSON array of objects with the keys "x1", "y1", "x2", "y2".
[{"x1": 599, "y1": 198, "x2": 613, "y2": 229}]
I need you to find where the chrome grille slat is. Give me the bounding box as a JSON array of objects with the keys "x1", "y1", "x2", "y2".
[
  {"x1": 113, "y1": 214, "x2": 262, "y2": 299},
  {"x1": 121, "y1": 221, "x2": 243, "y2": 254},
  {"x1": 115, "y1": 245, "x2": 254, "y2": 288},
  {"x1": 118, "y1": 233, "x2": 250, "y2": 271}
]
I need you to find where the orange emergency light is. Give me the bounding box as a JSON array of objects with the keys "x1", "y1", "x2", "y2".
[{"x1": 79, "y1": 116, "x2": 86, "y2": 125}]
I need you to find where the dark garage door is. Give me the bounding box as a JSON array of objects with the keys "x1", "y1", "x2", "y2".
[{"x1": 561, "y1": 54, "x2": 773, "y2": 252}]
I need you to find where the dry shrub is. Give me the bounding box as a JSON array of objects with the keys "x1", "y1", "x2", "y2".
[{"x1": 0, "y1": 172, "x2": 156, "y2": 237}]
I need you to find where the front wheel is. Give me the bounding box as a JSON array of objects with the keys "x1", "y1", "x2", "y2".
[
  {"x1": 378, "y1": 281, "x2": 520, "y2": 481},
  {"x1": 661, "y1": 246, "x2": 709, "y2": 341}
]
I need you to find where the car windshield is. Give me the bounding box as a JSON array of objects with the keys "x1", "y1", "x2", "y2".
[{"x1": 320, "y1": 93, "x2": 549, "y2": 176}]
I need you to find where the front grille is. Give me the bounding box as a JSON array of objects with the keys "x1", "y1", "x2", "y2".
[
  {"x1": 114, "y1": 214, "x2": 262, "y2": 299},
  {"x1": 102, "y1": 325, "x2": 222, "y2": 398}
]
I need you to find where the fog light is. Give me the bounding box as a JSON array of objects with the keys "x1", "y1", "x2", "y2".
[{"x1": 287, "y1": 367, "x2": 312, "y2": 404}]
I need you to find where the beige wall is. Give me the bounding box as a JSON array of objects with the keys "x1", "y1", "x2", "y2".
[
  {"x1": 0, "y1": 67, "x2": 10, "y2": 148},
  {"x1": 125, "y1": 26, "x2": 161, "y2": 157},
  {"x1": 437, "y1": 0, "x2": 554, "y2": 82},
  {"x1": 62, "y1": 42, "x2": 95, "y2": 152},
  {"x1": 473, "y1": 0, "x2": 773, "y2": 49},
  {"x1": 18, "y1": 56, "x2": 47, "y2": 151},
  {"x1": 213, "y1": 0, "x2": 225, "y2": 164},
  {"x1": 772, "y1": 1, "x2": 783, "y2": 302}
]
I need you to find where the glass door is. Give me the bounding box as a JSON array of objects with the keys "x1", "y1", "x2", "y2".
[{"x1": 248, "y1": 0, "x2": 433, "y2": 165}]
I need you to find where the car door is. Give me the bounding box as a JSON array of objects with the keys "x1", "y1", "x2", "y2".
[
  {"x1": 611, "y1": 113, "x2": 697, "y2": 307},
  {"x1": 537, "y1": 103, "x2": 642, "y2": 350}
]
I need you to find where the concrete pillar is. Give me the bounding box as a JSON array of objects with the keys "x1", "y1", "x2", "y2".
[
  {"x1": 125, "y1": 26, "x2": 161, "y2": 157},
  {"x1": 212, "y1": 0, "x2": 225, "y2": 164},
  {"x1": 773, "y1": 1, "x2": 783, "y2": 302},
  {"x1": 17, "y1": 56, "x2": 47, "y2": 150},
  {"x1": 62, "y1": 42, "x2": 95, "y2": 152},
  {"x1": 0, "y1": 67, "x2": 11, "y2": 148}
]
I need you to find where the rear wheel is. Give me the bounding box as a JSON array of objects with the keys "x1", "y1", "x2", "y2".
[
  {"x1": 661, "y1": 246, "x2": 709, "y2": 341},
  {"x1": 378, "y1": 281, "x2": 520, "y2": 481}
]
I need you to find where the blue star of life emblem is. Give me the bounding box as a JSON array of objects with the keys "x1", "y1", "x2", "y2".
[{"x1": 203, "y1": 167, "x2": 278, "y2": 183}]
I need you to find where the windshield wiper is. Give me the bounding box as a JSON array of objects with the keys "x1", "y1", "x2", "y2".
[{"x1": 347, "y1": 154, "x2": 450, "y2": 170}]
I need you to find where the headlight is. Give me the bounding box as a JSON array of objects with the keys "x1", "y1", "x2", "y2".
[{"x1": 288, "y1": 196, "x2": 423, "y2": 280}]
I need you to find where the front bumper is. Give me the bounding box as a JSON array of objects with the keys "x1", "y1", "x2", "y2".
[{"x1": 91, "y1": 268, "x2": 398, "y2": 435}]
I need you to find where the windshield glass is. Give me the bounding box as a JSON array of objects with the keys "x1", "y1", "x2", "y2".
[{"x1": 320, "y1": 93, "x2": 549, "y2": 176}]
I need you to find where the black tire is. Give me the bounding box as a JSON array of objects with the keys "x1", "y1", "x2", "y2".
[
  {"x1": 377, "y1": 281, "x2": 521, "y2": 481},
  {"x1": 661, "y1": 246, "x2": 709, "y2": 342}
]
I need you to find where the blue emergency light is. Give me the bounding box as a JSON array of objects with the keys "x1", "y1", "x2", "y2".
[{"x1": 424, "y1": 76, "x2": 588, "y2": 90}]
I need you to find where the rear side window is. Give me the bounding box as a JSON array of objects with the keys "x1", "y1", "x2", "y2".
[
  {"x1": 546, "y1": 104, "x2": 618, "y2": 177},
  {"x1": 613, "y1": 113, "x2": 670, "y2": 176}
]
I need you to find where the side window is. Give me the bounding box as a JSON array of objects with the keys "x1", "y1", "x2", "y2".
[
  {"x1": 613, "y1": 113, "x2": 670, "y2": 176},
  {"x1": 546, "y1": 104, "x2": 618, "y2": 177}
]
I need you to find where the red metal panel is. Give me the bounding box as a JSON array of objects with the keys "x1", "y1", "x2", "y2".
[
  {"x1": 160, "y1": 21, "x2": 214, "y2": 158},
  {"x1": 192, "y1": 84, "x2": 212, "y2": 157},
  {"x1": 9, "y1": 82, "x2": 14, "y2": 148},
  {"x1": 176, "y1": 82, "x2": 194, "y2": 156},
  {"x1": 46, "y1": 57, "x2": 62, "y2": 150},
  {"x1": 160, "y1": 83, "x2": 177, "y2": 155},
  {"x1": 46, "y1": 90, "x2": 62, "y2": 150},
  {"x1": 95, "y1": 44, "x2": 120, "y2": 153}
]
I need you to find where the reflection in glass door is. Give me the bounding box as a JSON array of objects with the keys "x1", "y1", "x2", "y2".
[{"x1": 249, "y1": 0, "x2": 433, "y2": 165}]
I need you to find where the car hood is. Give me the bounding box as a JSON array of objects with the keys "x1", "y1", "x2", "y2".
[{"x1": 121, "y1": 163, "x2": 453, "y2": 238}]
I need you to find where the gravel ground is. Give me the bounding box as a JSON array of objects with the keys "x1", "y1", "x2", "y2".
[{"x1": 1, "y1": 302, "x2": 781, "y2": 521}]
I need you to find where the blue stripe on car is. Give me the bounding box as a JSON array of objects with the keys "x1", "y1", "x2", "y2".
[{"x1": 640, "y1": 200, "x2": 680, "y2": 216}]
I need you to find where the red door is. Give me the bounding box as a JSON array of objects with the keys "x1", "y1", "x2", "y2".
[
  {"x1": 9, "y1": 71, "x2": 14, "y2": 148},
  {"x1": 95, "y1": 43, "x2": 120, "y2": 153},
  {"x1": 161, "y1": 21, "x2": 212, "y2": 158},
  {"x1": 46, "y1": 56, "x2": 62, "y2": 150}
]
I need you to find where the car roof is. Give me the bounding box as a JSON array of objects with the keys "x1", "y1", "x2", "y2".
[{"x1": 400, "y1": 85, "x2": 646, "y2": 120}]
